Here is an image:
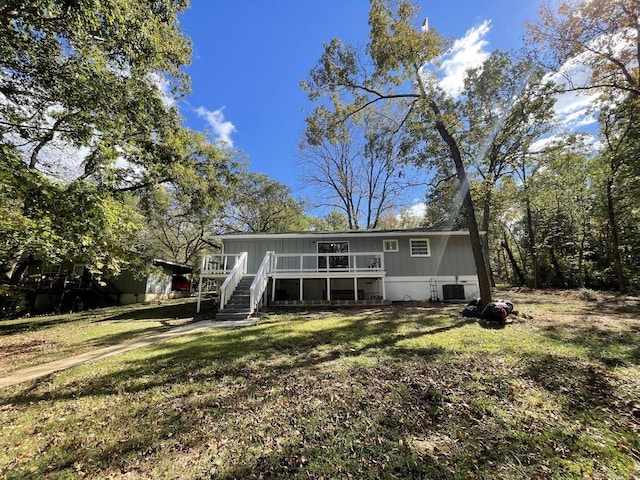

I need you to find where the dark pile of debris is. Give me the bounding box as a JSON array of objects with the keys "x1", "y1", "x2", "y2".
[{"x1": 461, "y1": 298, "x2": 514, "y2": 324}]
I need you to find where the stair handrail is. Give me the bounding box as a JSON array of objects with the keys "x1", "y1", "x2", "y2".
[
  {"x1": 219, "y1": 252, "x2": 248, "y2": 310},
  {"x1": 250, "y1": 251, "x2": 273, "y2": 314}
]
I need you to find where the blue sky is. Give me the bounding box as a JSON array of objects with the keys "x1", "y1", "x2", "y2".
[{"x1": 177, "y1": 1, "x2": 543, "y2": 195}]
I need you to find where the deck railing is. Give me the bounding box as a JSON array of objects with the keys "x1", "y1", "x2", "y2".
[
  {"x1": 271, "y1": 252, "x2": 384, "y2": 274},
  {"x1": 250, "y1": 251, "x2": 274, "y2": 314},
  {"x1": 200, "y1": 254, "x2": 242, "y2": 275},
  {"x1": 219, "y1": 252, "x2": 247, "y2": 310}
]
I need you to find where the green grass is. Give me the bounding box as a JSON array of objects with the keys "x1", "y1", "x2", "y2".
[
  {"x1": 0, "y1": 291, "x2": 639, "y2": 479},
  {"x1": 0, "y1": 297, "x2": 214, "y2": 375}
]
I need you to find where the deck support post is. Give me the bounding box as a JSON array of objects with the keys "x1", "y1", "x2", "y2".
[
  {"x1": 272, "y1": 278, "x2": 277, "y2": 302},
  {"x1": 196, "y1": 276, "x2": 203, "y2": 313}
]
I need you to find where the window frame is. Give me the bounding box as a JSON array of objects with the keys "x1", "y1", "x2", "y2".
[
  {"x1": 382, "y1": 239, "x2": 399, "y2": 252},
  {"x1": 317, "y1": 241, "x2": 350, "y2": 269},
  {"x1": 409, "y1": 238, "x2": 431, "y2": 257}
]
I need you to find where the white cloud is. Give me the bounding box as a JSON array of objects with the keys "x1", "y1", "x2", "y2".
[
  {"x1": 553, "y1": 89, "x2": 598, "y2": 128},
  {"x1": 406, "y1": 202, "x2": 426, "y2": 217},
  {"x1": 397, "y1": 202, "x2": 426, "y2": 221},
  {"x1": 545, "y1": 26, "x2": 637, "y2": 130},
  {"x1": 195, "y1": 106, "x2": 236, "y2": 146},
  {"x1": 438, "y1": 20, "x2": 492, "y2": 96},
  {"x1": 544, "y1": 51, "x2": 599, "y2": 129}
]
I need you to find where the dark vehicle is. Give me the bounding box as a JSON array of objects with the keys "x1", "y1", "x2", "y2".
[{"x1": 172, "y1": 275, "x2": 192, "y2": 292}]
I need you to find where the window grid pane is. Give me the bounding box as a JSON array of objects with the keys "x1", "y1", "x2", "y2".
[{"x1": 410, "y1": 239, "x2": 430, "y2": 256}]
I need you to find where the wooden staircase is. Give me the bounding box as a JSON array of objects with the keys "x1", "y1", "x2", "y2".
[{"x1": 215, "y1": 275, "x2": 255, "y2": 320}]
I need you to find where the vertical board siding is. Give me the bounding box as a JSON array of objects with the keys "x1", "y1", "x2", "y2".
[{"x1": 221, "y1": 233, "x2": 476, "y2": 277}]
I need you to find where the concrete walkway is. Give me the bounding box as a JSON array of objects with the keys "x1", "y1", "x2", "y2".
[{"x1": 0, "y1": 319, "x2": 257, "y2": 389}]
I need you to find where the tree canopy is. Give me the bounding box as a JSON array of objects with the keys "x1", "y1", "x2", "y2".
[{"x1": 0, "y1": 0, "x2": 237, "y2": 279}]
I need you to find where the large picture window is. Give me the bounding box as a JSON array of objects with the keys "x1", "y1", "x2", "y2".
[
  {"x1": 317, "y1": 241, "x2": 349, "y2": 269},
  {"x1": 410, "y1": 238, "x2": 431, "y2": 257}
]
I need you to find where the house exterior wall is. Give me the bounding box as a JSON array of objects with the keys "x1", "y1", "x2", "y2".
[
  {"x1": 219, "y1": 229, "x2": 480, "y2": 302},
  {"x1": 221, "y1": 232, "x2": 476, "y2": 277},
  {"x1": 118, "y1": 266, "x2": 173, "y2": 304},
  {"x1": 109, "y1": 271, "x2": 147, "y2": 297}
]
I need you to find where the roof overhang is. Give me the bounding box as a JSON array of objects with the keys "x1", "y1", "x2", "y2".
[
  {"x1": 218, "y1": 228, "x2": 480, "y2": 241},
  {"x1": 152, "y1": 258, "x2": 193, "y2": 274}
]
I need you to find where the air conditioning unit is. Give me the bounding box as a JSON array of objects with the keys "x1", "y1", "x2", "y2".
[{"x1": 442, "y1": 284, "x2": 465, "y2": 301}]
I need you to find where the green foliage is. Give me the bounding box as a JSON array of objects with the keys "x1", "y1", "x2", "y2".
[
  {"x1": 140, "y1": 136, "x2": 242, "y2": 264},
  {"x1": 0, "y1": 156, "x2": 146, "y2": 274},
  {"x1": 522, "y1": 0, "x2": 640, "y2": 292},
  {"x1": 0, "y1": 0, "x2": 192, "y2": 178},
  {"x1": 0, "y1": 1, "x2": 240, "y2": 276},
  {"x1": 218, "y1": 172, "x2": 310, "y2": 233},
  {"x1": 577, "y1": 288, "x2": 597, "y2": 301}
]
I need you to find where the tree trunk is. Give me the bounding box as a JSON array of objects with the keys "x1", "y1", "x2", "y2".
[
  {"x1": 9, "y1": 254, "x2": 34, "y2": 284},
  {"x1": 480, "y1": 184, "x2": 495, "y2": 288},
  {"x1": 577, "y1": 235, "x2": 586, "y2": 288},
  {"x1": 501, "y1": 230, "x2": 527, "y2": 286},
  {"x1": 524, "y1": 196, "x2": 539, "y2": 288},
  {"x1": 430, "y1": 101, "x2": 492, "y2": 306},
  {"x1": 606, "y1": 178, "x2": 628, "y2": 293},
  {"x1": 548, "y1": 245, "x2": 564, "y2": 287}
]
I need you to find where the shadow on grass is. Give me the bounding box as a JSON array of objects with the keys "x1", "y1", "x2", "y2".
[
  {"x1": 523, "y1": 353, "x2": 617, "y2": 406},
  {"x1": 3, "y1": 311, "x2": 461, "y2": 405},
  {"x1": 84, "y1": 325, "x2": 179, "y2": 348},
  {"x1": 0, "y1": 315, "x2": 80, "y2": 336},
  {"x1": 0, "y1": 298, "x2": 216, "y2": 338},
  {"x1": 98, "y1": 299, "x2": 216, "y2": 323},
  {"x1": 2, "y1": 306, "x2": 639, "y2": 479},
  {"x1": 541, "y1": 324, "x2": 640, "y2": 366}
]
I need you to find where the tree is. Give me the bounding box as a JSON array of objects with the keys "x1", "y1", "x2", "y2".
[
  {"x1": 140, "y1": 136, "x2": 241, "y2": 265},
  {"x1": 461, "y1": 51, "x2": 556, "y2": 285},
  {"x1": 300, "y1": 102, "x2": 426, "y2": 230},
  {"x1": 594, "y1": 102, "x2": 639, "y2": 293},
  {"x1": 0, "y1": 0, "x2": 191, "y2": 184},
  {"x1": 528, "y1": 0, "x2": 640, "y2": 291},
  {"x1": 0, "y1": 1, "x2": 235, "y2": 279},
  {"x1": 320, "y1": 210, "x2": 350, "y2": 231},
  {"x1": 218, "y1": 172, "x2": 309, "y2": 233},
  {"x1": 528, "y1": 0, "x2": 640, "y2": 100},
  {"x1": 302, "y1": 0, "x2": 494, "y2": 304}
]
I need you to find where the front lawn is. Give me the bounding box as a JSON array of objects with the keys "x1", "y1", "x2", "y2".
[
  {"x1": 1, "y1": 290, "x2": 639, "y2": 479},
  {"x1": 0, "y1": 297, "x2": 213, "y2": 375}
]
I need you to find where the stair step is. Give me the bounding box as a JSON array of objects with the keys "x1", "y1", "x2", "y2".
[
  {"x1": 214, "y1": 274, "x2": 258, "y2": 320},
  {"x1": 220, "y1": 307, "x2": 251, "y2": 313},
  {"x1": 216, "y1": 312, "x2": 252, "y2": 320}
]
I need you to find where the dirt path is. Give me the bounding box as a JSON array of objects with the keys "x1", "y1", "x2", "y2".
[{"x1": 0, "y1": 319, "x2": 257, "y2": 388}]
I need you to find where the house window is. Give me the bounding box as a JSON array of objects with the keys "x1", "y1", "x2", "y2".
[
  {"x1": 317, "y1": 241, "x2": 349, "y2": 269},
  {"x1": 383, "y1": 239, "x2": 399, "y2": 252},
  {"x1": 41, "y1": 262, "x2": 62, "y2": 277},
  {"x1": 410, "y1": 238, "x2": 431, "y2": 257}
]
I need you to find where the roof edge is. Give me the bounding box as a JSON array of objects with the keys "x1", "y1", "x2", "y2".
[{"x1": 218, "y1": 228, "x2": 478, "y2": 240}]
